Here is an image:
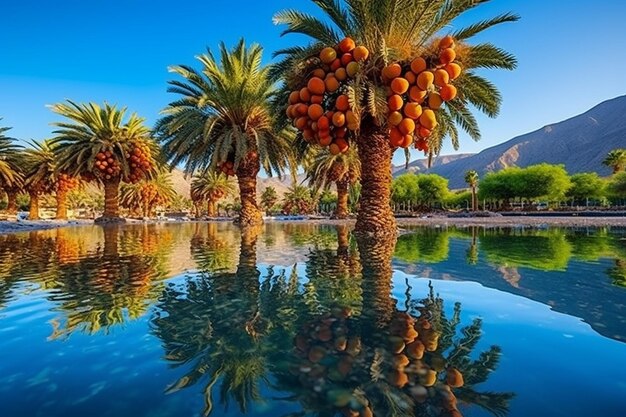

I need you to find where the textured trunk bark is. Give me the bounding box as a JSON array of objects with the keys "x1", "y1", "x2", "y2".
[
  {"x1": 55, "y1": 189, "x2": 68, "y2": 220},
  {"x1": 29, "y1": 192, "x2": 40, "y2": 220},
  {"x1": 6, "y1": 190, "x2": 18, "y2": 214},
  {"x1": 334, "y1": 178, "x2": 349, "y2": 219},
  {"x1": 355, "y1": 122, "x2": 396, "y2": 237},
  {"x1": 471, "y1": 186, "x2": 478, "y2": 211},
  {"x1": 97, "y1": 177, "x2": 124, "y2": 223},
  {"x1": 207, "y1": 199, "x2": 217, "y2": 217},
  {"x1": 193, "y1": 201, "x2": 201, "y2": 219},
  {"x1": 357, "y1": 234, "x2": 396, "y2": 332},
  {"x1": 236, "y1": 153, "x2": 262, "y2": 227}
]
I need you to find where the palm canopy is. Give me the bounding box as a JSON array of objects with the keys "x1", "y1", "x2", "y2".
[
  {"x1": 305, "y1": 146, "x2": 361, "y2": 191},
  {"x1": 49, "y1": 101, "x2": 157, "y2": 184},
  {"x1": 23, "y1": 139, "x2": 57, "y2": 194},
  {"x1": 191, "y1": 171, "x2": 236, "y2": 202},
  {"x1": 155, "y1": 39, "x2": 294, "y2": 177},
  {"x1": 120, "y1": 170, "x2": 177, "y2": 213},
  {"x1": 273, "y1": 0, "x2": 518, "y2": 154},
  {"x1": 464, "y1": 169, "x2": 479, "y2": 187},
  {"x1": 603, "y1": 149, "x2": 626, "y2": 173},
  {"x1": 0, "y1": 122, "x2": 23, "y2": 188}
]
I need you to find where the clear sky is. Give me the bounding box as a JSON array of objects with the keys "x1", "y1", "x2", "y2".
[{"x1": 1, "y1": 0, "x2": 626, "y2": 166}]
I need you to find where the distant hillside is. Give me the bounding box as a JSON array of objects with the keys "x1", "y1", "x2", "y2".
[
  {"x1": 422, "y1": 95, "x2": 626, "y2": 188},
  {"x1": 393, "y1": 153, "x2": 473, "y2": 176}
]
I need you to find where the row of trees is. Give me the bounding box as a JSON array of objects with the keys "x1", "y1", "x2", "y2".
[
  {"x1": 391, "y1": 158, "x2": 626, "y2": 213},
  {"x1": 477, "y1": 162, "x2": 626, "y2": 209}
]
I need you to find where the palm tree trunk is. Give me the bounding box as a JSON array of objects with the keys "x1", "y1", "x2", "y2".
[
  {"x1": 6, "y1": 190, "x2": 18, "y2": 215},
  {"x1": 194, "y1": 202, "x2": 201, "y2": 219},
  {"x1": 98, "y1": 177, "x2": 124, "y2": 222},
  {"x1": 236, "y1": 153, "x2": 262, "y2": 226},
  {"x1": 207, "y1": 199, "x2": 217, "y2": 217},
  {"x1": 29, "y1": 191, "x2": 40, "y2": 220},
  {"x1": 355, "y1": 122, "x2": 396, "y2": 237},
  {"x1": 56, "y1": 189, "x2": 68, "y2": 220},
  {"x1": 471, "y1": 186, "x2": 478, "y2": 211},
  {"x1": 334, "y1": 178, "x2": 350, "y2": 219}
]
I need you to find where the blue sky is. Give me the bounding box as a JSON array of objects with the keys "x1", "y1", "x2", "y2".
[{"x1": 1, "y1": 0, "x2": 625, "y2": 165}]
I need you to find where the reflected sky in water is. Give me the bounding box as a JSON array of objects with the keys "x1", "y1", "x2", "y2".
[{"x1": 0, "y1": 223, "x2": 625, "y2": 417}]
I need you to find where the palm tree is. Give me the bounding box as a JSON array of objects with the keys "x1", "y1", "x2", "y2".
[
  {"x1": 464, "y1": 169, "x2": 479, "y2": 211},
  {"x1": 50, "y1": 101, "x2": 158, "y2": 222},
  {"x1": 281, "y1": 184, "x2": 314, "y2": 215},
  {"x1": 603, "y1": 149, "x2": 626, "y2": 174},
  {"x1": 190, "y1": 171, "x2": 236, "y2": 218},
  {"x1": 306, "y1": 146, "x2": 360, "y2": 219},
  {"x1": 23, "y1": 140, "x2": 56, "y2": 220},
  {"x1": 0, "y1": 122, "x2": 24, "y2": 214},
  {"x1": 260, "y1": 186, "x2": 278, "y2": 215},
  {"x1": 120, "y1": 170, "x2": 177, "y2": 218},
  {"x1": 155, "y1": 40, "x2": 294, "y2": 226},
  {"x1": 273, "y1": 1, "x2": 518, "y2": 236}
]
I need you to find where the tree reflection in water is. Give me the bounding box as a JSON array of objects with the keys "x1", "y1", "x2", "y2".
[
  {"x1": 153, "y1": 226, "x2": 513, "y2": 417},
  {"x1": 44, "y1": 225, "x2": 171, "y2": 338}
]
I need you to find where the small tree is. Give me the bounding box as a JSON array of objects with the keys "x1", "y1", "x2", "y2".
[
  {"x1": 567, "y1": 173, "x2": 606, "y2": 206},
  {"x1": 603, "y1": 149, "x2": 626, "y2": 174},
  {"x1": 416, "y1": 174, "x2": 449, "y2": 210},
  {"x1": 260, "y1": 186, "x2": 278, "y2": 215},
  {"x1": 464, "y1": 170, "x2": 479, "y2": 211}
]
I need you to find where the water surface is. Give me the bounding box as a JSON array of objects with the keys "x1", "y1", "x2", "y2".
[{"x1": 0, "y1": 223, "x2": 625, "y2": 417}]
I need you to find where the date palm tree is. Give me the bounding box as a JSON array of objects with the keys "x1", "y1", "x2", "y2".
[
  {"x1": 155, "y1": 39, "x2": 294, "y2": 226},
  {"x1": 260, "y1": 186, "x2": 279, "y2": 215},
  {"x1": 120, "y1": 170, "x2": 177, "y2": 218},
  {"x1": 273, "y1": 0, "x2": 518, "y2": 236},
  {"x1": 23, "y1": 140, "x2": 56, "y2": 220},
  {"x1": 464, "y1": 169, "x2": 479, "y2": 211},
  {"x1": 306, "y1": 146, "x2": 360, "y2": 219},
  {"x1": 191, "y1": 171, "x2": 236, "y2": 218},
  {"x1": 281, "y1": 184, "x2": 314, "y2": 215},
  {"x1": 603, "y1": 149, "x2": 626, "y2": 174},
  {"x1": 0, "y1": 122, "x2": 24, "y2": 214},
  {"x1": 50, "y1": 101, "x2": 158, "y2": 222}
]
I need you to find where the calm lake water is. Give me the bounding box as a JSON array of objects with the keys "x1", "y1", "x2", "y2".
[{"x1": 0, "y1": 223, "x2": 625, "y2": 417}]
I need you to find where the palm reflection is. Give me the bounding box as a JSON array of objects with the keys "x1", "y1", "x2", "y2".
[
  {"x1": 153, "y1": 226, "x2": 512, "y2": 417},
  {"x1": 43, "y1": 225, "x2": 170, "y2": 338}
]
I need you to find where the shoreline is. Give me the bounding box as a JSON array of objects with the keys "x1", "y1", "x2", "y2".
[{"x1": 2, "y1": 215, "x2": 626, "y2": 235}]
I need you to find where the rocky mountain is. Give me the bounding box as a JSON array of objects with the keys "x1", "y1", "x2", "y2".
[{"x1": 421, "y1": 95, "x2": 626, "y2": 188}]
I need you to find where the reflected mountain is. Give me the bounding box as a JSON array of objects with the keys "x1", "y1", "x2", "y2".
[
  {"x1": 152, "y1": 226, "x2": 513, "y2": 417},
  {"x1": 393, "y1": 226, "x2": 626, "y2": 342}
]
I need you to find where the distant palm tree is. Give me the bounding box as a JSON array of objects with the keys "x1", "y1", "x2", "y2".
[
  {"x1": 50, "y1": 101, "x2": 157, "y2": 222},
  {"x1": 281, "y1": 185, "x2": 314, "y2": 215},
  {"x1": 464, "y1": 170, "x2": 479, "y2": 211},
  {"x1": 156, "y1": 40, "x2": 294, "y2": 226},
  {"x1": 0, "y1": 122, "x2": 24, "y2": 214},
  {"x1": 306, "y1": 147, "x2": 360, "y2": 219},
  {"x1": 273, "y1": 0, "x2": 518, "y2": 236},
  {"x1": 191, "y1": 171, "x2": 236, "y2": 218},
  {"x1": 23, "y1": 140, "x2": 56, "y2": 220},
  {"x1": 260, "y1": 186, "x2": 278, "y2": 215},
  {"x1": 603, "y1": 149, "x2": 626, "y2": 174},
  {"x1": 120, "y1": 170, "x2": 177, "y2": 218}
]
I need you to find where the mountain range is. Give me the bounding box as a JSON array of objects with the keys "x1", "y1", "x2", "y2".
[{"x1": 413, "y1": 95, "x2": 626, "y2": 188}]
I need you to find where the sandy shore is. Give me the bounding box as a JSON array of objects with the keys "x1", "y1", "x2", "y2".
[{"x1": 1, "y1": 215, "x2": 626, "y2": 235}]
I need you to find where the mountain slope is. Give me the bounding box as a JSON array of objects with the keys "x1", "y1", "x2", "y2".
[{"x1": 424, "y1": 95, "x2": 626, "y2": 188}]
